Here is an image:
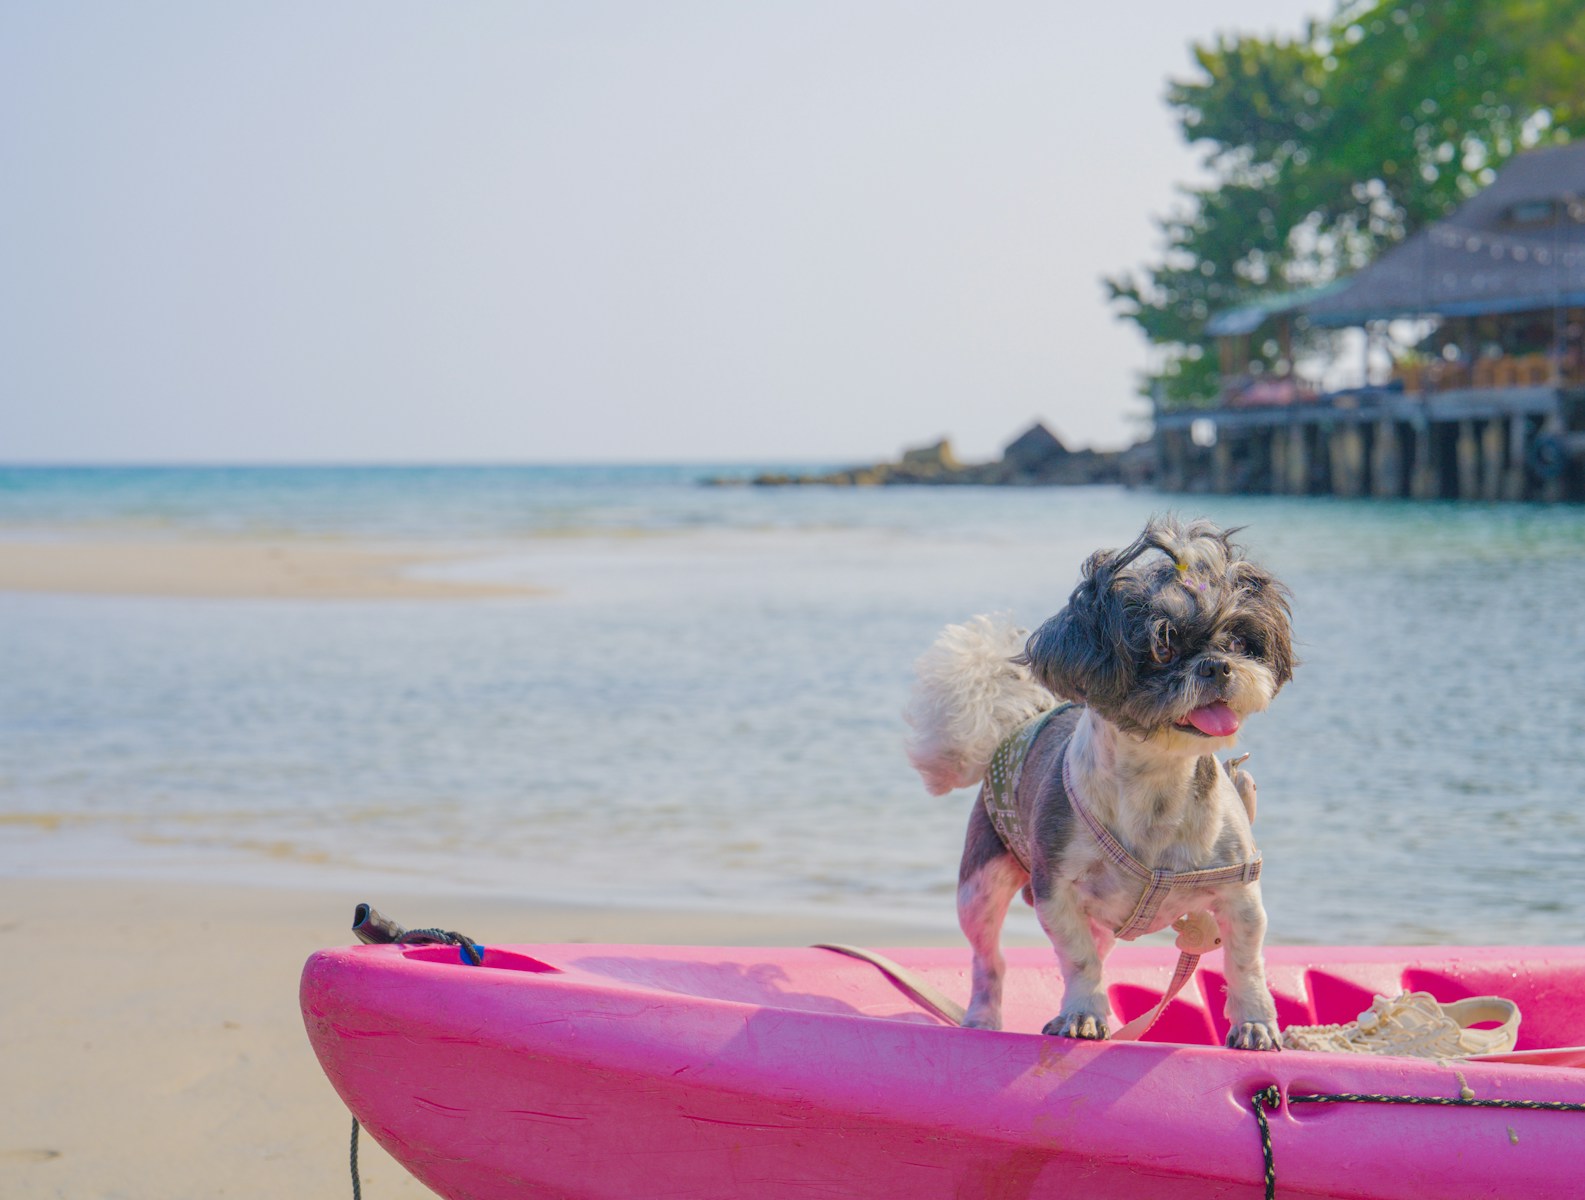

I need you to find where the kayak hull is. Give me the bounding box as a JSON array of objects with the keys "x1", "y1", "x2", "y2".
[{"x1": 300, "y1": 943, "x2": 1585, "y2": 1199}]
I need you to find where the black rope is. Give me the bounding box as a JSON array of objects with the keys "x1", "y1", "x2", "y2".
[
  {"x1": 1290, "y1": 1090, "x2": 1585, "y2": 1113},
  {"x1": 1251, "y1": 1084, "x2": 1585, "y2": 1198},
  {"x1": 350, "y1": 1117, "x2": 362, "y2": 1200},
  {"x1": 395, "y1": 927, "x2": 484, "y2": 965},
  {"x1": 1251, "y1": 1087, "x2": 1279, "y2": 1200}
]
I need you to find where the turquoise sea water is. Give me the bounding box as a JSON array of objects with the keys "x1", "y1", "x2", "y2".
[{"x1": 3, "y1": 466, "x2": 1583, "y2": 944}]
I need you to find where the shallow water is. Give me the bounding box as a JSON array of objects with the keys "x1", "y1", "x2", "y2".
[{"x1": 3, "y1": 467, "x2": 1583, "y2": 945}]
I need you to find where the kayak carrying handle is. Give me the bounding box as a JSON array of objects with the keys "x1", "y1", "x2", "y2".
[
  {"x1": 350, "y1": 903, "x2": 484, "y2": 966},
  {"x1": 351, "y1": 903, "x2": 406, "y2": 945}
]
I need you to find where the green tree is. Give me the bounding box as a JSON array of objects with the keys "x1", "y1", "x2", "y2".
[{"x1": 1108, "y1": 0, "x2": 1585, "y2": 410}]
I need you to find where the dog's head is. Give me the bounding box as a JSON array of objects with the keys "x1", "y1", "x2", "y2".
[{"x1": 1019, "y1": 517, "x2": 1294, "y2": 753}]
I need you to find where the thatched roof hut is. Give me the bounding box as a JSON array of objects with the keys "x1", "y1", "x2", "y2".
[{"x1": 1305, "y1": 142, "x2": 1585, "y2": 327}]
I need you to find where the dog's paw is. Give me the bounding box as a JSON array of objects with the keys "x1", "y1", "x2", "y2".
[
  {"x1": 1043, "y1": 1011, "x2": 1109, "y2": 1041},
  {"x1": 1226, "y1": 1020, "x2": 1281, "y2": 1051},
  {"x1": 957, "y1": 1001, "x2": 995, "y2": 1027}
]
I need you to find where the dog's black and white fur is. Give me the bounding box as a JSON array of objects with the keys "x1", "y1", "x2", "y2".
[{"x1": 905, "y1": 518, "x2": 1295, "y2": 1050}]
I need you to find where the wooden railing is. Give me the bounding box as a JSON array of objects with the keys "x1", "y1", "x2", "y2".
[{"x1": 1392, "y1": 353, "x2": 1582, "y2": 392}]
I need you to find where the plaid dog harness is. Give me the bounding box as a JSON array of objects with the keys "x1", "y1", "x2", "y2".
[
  {"x1": 982, "y1": 705, "x2": 1261, "y2": 938},
  {"x1": 1060, "y1": 750, "x2": 1262, "y2": 941},
  {"x1": 981, "y1": 705, "x2": 1264, "y2": 1041}
]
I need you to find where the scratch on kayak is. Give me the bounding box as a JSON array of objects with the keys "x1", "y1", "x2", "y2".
[
  {"x1": 414, "y1": 1097, "x2": 471, "y2": 1117},
  {"x1": 504, "y1": 1109, "x2": 588, "y2": 1123},
  {"x1": 329, "y1": 1023, "x2": 405, "y2": 1040},
  {"x1": 679, "y1": 1114, "x2": 804, "y2": 1130}
]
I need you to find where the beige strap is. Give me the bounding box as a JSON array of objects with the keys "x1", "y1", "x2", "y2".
[
  {"x1": 1110, "y1": 950, "x2": 1201, "y2": 1041},
  {"x1": 812, "y1": 944, "x2": 966, "y2": 1026},
  {"x1": 814, "y1": 941, "x2": 1218, "y2": 1046},
  {"x1": 1442, "y1": 997, "x2": 1522, "y2": 1056}
]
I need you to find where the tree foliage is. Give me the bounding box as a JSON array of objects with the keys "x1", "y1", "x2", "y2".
[{"x1": 1108, "y1": 0, "x2": 1585, "y2": 408}]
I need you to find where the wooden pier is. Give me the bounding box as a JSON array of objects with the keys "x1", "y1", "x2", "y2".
[
  {"x1": 1157, "y1": 144, "x2": 1585, "y2": 503},
  {"x1": 1154, "y1": 386, "x2": 1585, "y2": 502}
]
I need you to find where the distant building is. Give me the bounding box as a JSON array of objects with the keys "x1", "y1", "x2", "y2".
[{"x1": 1160, "y1": 142, "x2": 1585, "y2": 501}]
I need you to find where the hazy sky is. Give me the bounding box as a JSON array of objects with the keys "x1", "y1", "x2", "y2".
[{"x1": 2, "y1": 2, "x2": 1330, "y2": 464}]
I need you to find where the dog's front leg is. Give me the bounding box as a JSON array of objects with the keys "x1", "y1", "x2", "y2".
[
  {"x1": 1215, "y1": 887, "x2": 1281, "y2": 1051},
  {"x1": 1033, "y1": 878, "x2": 1114, "y2": 1040}
]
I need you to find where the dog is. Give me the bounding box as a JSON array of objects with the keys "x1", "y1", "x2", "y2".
[{"x1": 904, "y1": 517, "x2": 1294, "y2": 1050}]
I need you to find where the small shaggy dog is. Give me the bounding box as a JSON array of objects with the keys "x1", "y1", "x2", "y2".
[{"x1": 905, "y1": 517, "x2": 1294, "y2": 1050}]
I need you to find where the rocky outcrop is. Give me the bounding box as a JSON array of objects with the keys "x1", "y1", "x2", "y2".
[
  {"x1": 1002, "y1": 422, "x2": 1068, "y2": 470},
  {"x1": 713, "y1": 423, "x2": 1152, "y2": 488}
]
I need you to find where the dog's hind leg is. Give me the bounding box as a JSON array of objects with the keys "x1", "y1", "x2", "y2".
[{"x1": 957, "y1": 803, "x2": 1028, "y2": 1031}]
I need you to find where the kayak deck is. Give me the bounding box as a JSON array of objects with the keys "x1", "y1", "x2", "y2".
[{"x1": 302, "y1": 943, "x2": 1585, "y2": 1199}]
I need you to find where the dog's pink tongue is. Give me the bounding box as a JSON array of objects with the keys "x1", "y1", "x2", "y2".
[{"x1": 1185, "y1": 702, "x2": 1241, "y2": 737}]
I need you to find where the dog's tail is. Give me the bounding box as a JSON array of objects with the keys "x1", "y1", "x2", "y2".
[{"x1": 903, "y1": 614, "x2": 1058, "y2": 795}]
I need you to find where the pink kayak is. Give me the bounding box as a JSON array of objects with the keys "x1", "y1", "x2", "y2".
[{"x1": 300, "y1": 941, "x2": 1585, "y2": 1199}]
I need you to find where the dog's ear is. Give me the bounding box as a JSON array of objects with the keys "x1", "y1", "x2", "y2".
[
  {"x1": 1018, "y1": 547, "x2": 1140, "y2": 707},
  {"x1": 1231, "y1": 559, "x2": 1297, "y2": 688}
]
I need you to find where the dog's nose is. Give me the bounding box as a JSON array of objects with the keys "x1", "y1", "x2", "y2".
[{"x1": 1196, "y1": 656, "x2": 1233, "y2": 682}]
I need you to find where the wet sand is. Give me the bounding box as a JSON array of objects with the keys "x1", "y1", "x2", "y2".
[{"x1": 0, "y1": 536, "x2": 539, "y2": 600}]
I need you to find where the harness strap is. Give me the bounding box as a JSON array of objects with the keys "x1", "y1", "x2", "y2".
[
  {"x1": 980, "y1": 703, "x2": 1074, "y2": 874},
  {"x1": 1110, "y1": 950, "x2": 1202, "y2": 1042},
  {"x1": 816, "y1": 939, "x2": 1203, "y2": 1042},
  {"x1": 1060, "y1": 749, "x2": 1260, "y2": 940}
]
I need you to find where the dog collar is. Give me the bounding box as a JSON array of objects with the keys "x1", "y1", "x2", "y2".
[{"x1": 1060, "y1": 747, "x2": 1262, "y2": 942}]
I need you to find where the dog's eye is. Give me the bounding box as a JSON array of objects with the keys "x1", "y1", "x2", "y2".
[
  {"x1": 1226, "y1": 635, "x2": 1246, "y2": 656},
  {"x1": 1150, "y1": 624, "x2": 1178, "y2": 665}
]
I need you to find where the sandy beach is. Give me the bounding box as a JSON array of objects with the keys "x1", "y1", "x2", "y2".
[
  {"x1": 0, "y1": 877, "x2": 976, "y2": 1200},
  {"x1": 0, "y1": 537, "x2": 539, "y2": 601}
]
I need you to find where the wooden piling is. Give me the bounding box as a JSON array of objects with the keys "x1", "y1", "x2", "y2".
[
  {"x1": 1371, "y1": 420, "x2": 1402, "y2": 498},
  {"x1": 1541, "y1": 417, "x2": 1568, "y2": 504},
  {"x1": 1283, "y1": 424, "x2": 1309, "y2": 494},
  {"x1": 1479, "y1": 420, "x2": 1505, "y2": 501},
  {"x1": 1456, "y1": 420, "x2": 1481, "y2": 500},
  {"x1": 1330, "y1": 423, "x2": 1366, "y2": 497},
  {"x1": 1505, "y1": 415, "x2": 1529, "y2": 501},
  {"x1": 1410, "y1": 421, "x2": 1438, "y2": 499},
  {"x1": 1212, "y1": 437, "x2": 1234, "y2": 494}
]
